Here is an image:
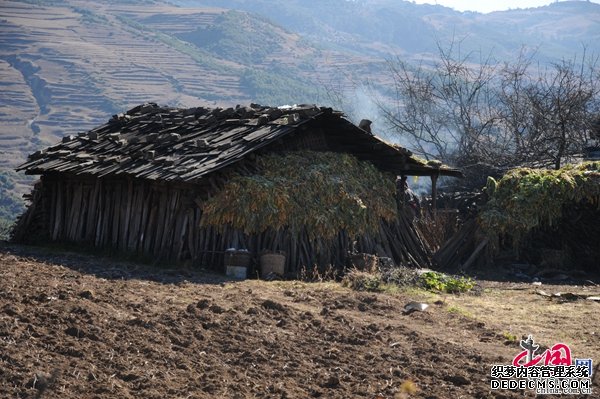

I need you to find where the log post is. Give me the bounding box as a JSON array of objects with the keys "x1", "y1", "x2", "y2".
[{"x1": 431, "y1": 173, "x2": 438, "y2": 212}]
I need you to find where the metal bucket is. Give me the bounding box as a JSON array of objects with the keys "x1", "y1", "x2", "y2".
[
  {"x1": 224, "y1": 250, "x2": 252, "y2": 268},
  {"x1": 226, "y1": 265, "x2": 247, "y2": 279}
]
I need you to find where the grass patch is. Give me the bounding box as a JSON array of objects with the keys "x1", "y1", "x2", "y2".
[
  {"x1": 502, "y1": 331, "x2": 518, "y2": 342},
  {"x1": 378, "y1": 283, "x2": 403, "y2": 295},
  {"x1": 447, "y1": 305, "x2": 473, "y2": 318},
  {"x1": 399, "y1": 286, "x2": 441, "y2": 301}
]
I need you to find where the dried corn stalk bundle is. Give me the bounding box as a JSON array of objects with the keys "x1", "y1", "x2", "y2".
[
  {"x1": 479, "y1": 161, "x2": 600, "y2": 247},
  {"x1": 201, "y1": 151, "x2": 397, "y2": 240}
]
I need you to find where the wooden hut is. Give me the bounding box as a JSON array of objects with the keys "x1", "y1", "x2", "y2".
[{"x1": 13, "y1": 103, "x2": 461, "y2": 274}]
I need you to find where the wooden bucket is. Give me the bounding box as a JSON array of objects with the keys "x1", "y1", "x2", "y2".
[{"x1": 260, "y1": 253, "x2": 285, "y2": 277}]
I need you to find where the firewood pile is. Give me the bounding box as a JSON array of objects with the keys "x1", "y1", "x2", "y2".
[
  {"x1": 423, "y1": 191, "x2": 486, "y2": 218},
  {"x1": 432, "y1": 219, "x2": 482, "y2": 272}
]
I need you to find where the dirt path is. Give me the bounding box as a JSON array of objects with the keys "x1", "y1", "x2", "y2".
[{"x1": 1, "y1": 244, "x2": 598, "y2": 398}]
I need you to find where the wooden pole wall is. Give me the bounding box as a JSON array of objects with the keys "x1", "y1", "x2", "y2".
[{"x1": 13, "y1": 174, "x2": 433, "y2": 274}]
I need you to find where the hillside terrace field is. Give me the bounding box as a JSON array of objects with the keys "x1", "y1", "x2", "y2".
[
  {"x1": 1, "y1": 243, "x2": 598, "y2": 398},
  {"x1": 0, "y1": 0, "x2": 383, "y2": 172}
]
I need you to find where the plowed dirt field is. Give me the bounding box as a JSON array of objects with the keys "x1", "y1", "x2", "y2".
[{"x1": 1, "y1": 244, "x2": 598, "y2": 398}]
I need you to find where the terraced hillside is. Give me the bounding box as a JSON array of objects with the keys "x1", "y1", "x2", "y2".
[
  {"x1": 0, "y1": 0, "x2": 379, "y2": 175},
  {"x1": 1, "y1": 1, "x2": 210, "y2": 170}
]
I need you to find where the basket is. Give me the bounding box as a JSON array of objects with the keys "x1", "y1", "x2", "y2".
[
  {"x1": 260, "y1": 252, "x2": 286, "y2": 277},
  {"x1": 224, "y1": 250, "x2": 252, "y2": 268}
]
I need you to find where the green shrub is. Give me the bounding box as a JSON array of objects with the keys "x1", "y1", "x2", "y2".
[
  {"x1": 0, "y1": 171, "x2": 26, "y2": 240},
  {"x1": 0, "y1": 218, "x2": 14, "y2": 241},
  {"x1": 502, "y1": 331, "x2": 518, "y2": 342}
]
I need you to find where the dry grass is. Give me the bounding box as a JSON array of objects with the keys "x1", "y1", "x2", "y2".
[{"x1": 442, "y1": 282, "x2": 600, "y2": 362}]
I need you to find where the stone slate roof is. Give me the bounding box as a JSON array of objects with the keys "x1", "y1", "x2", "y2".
[{"x1": 19, "y1": 103, "x2": 462, "y2": 182}]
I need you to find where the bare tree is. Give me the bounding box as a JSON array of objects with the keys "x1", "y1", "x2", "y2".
[
  {"x1": 379, "y1": 56, "x2": 449, "y2": 160},
  {"x1": 496, "y1": 48, "x2": 538, "y2": 165},
  {"x1": 497, "y1": 49, "x2": 600, "y2": 169},
  {"x1": 524, "y1": 54, "x2": 599, "y2": 169},
  {"x1": 377, "y1": 40, "x2": 500, "y2": 168},
  {"x1": 379, "y1": 42, "x2": 600, "y2": 179}
]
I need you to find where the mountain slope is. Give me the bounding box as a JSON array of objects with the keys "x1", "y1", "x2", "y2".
[
  {"x1": 3, "y1": 0, "x2": 600, "y2": 168},
  {"x1": 0, "y1": 0, "x2": 367, "y2": 172},
  {"x1": 182, "y1": 0, "x2": 600, "y2": 60}
]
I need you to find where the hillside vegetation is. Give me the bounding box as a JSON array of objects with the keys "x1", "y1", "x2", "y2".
[
  {"x1": 183, "y1": 0, "x2": 600, "y2": 61},
  {"x1": 0, "y1": 171, "x2": 26, "y2": 239}
]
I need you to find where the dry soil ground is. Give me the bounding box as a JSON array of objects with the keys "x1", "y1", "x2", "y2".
[{"x1": 1, "y1": 243, "x2": 599, "y2": 399}]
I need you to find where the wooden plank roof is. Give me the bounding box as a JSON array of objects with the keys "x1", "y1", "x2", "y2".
[{"x1": 18, "y1": 103, "x2": 462, "y2": 182}]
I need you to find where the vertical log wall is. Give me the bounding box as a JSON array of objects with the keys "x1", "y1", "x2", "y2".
[
  {"x1": 13, "y1": 173, "x2": 432, "y2": 273},
  {"x1": 25, "y1": 174, "x2": 200, "y2": 262}
]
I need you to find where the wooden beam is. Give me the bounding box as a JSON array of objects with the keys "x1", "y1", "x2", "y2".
[{"x1": 431, "y1": 173, "x2": 438, "y2": 211}]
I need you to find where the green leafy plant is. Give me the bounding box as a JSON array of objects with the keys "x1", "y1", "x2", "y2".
[
  {"x1": 502, "y1": 331, "x2": 518, "y2": 342},
  {"x1": 419, "y1": 271, "x2": 475, "y2": 293},
  {"x1": 444, "y1": 275, "x2": 476, "y2": 293}
]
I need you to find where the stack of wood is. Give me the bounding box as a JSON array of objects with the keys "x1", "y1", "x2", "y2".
[
  {"x1": 11, "y1": 181, "x2": 46, "y2": 243},
  {"x1": 432, "y1": 220, "x2": 489, "y2": 272}
]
